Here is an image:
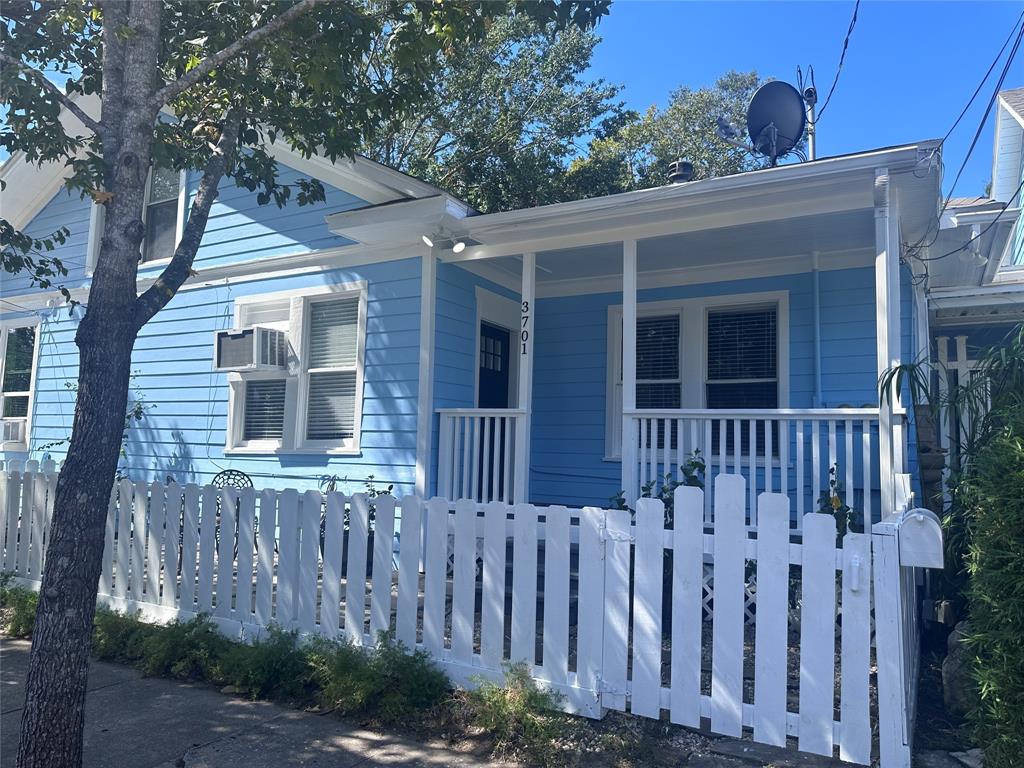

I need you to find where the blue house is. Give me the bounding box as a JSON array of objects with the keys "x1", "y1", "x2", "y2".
[{"x1": 2, "y1": 100, "x2": 1018, "y2": 525}]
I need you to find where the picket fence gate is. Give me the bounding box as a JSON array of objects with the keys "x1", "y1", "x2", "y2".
[{"x1": 0, "y1": 466, "x2": 940, "y2": 768}]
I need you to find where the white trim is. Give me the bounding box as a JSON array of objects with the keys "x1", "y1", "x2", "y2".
[
  {"x1": 537, "y1": 249, "x2": 872, "y2": 298},
  {"x1": 605, "y1": 290, "x2": 790, "y2": 460},
  {"x1": 138, "y1": 166, "x2": 188, "y2": 268},
  {"x1": 513, "y1": 254, "x2": 536, "y2": 503},
  {"x1": 415, "y1": 251, "x2": 436, "y2": 496},
  {"x1": 85, "y1": 201, "x2": 104, "y2": 276},
  {"x1": 225, "y1": 281, "x2": 368, "y2": 455},
  {"x1": 473, "y1": 286, "x2": 521, "y2": 408},
  {"x1": 0, "y1": 316, "x2": 42, "y2": 453}
]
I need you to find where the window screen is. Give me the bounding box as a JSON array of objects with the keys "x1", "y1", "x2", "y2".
[
  {"x1": 706, "y1": 306, "x2": 778, "y2": 453},
  {"x1": 2, "y1": 326, "x2": 36, "y2": 419},
  {"x1": 636, "y1": 315, "x2": 681, "y2": 409},
  {"x1": 305, "y1": 297, "x2": 360, "y2": 443},
  {"x1": 243, "y1": 379, "x2": 286, "y2": 441},
  {"x1": 141, "y1": 164, "x2": 179, "y2": 263}
]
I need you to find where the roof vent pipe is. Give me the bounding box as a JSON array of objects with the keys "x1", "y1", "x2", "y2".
[{"x1": 668, "y1": 159, "x2": 694, "y2": 184}]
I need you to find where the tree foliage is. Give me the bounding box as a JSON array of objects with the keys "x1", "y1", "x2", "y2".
[
  {"x1": 562, "y1": 70, "x2": 771, "y2": 199},
  {"x1": 363, "y1": 15, "x2": 622, "y2": 212}
]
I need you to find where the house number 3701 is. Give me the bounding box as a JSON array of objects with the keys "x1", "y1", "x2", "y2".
[{"x1": 521, "y1": 300, "x2": 530, "y2": 355}]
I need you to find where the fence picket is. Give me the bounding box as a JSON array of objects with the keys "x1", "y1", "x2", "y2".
[
  {"x1": 254, "y1": 489, "x2": 277, "y2": 628},
  {"x1": 114, "y1": 479, "x2": 133, "y2": 600},
  {"x1": 671, "y1": 485, "x2": 704, "y2": 727},
  {"x1": 216, "y1": 489, "x2": 237, "y2": 618},
  {"x1": 576, "y1": 507, "x2": 605, "y2": 715},
  {"x1": 798, "y1": 512, "x2": 838, "y2": 756},
  {"x1": 395, "y1": 497, "x2": 423, "y2": 647},
  {"x1": 129, "y1": 481, "x2": 148, "y2": 601},
  {"x1": 28, "y1": 474, "x2": 46, "y2": 578},
  {"x1": 345, "y1": 494, "x2": 370, "y2": 643},
  {"x1": 0, "y1": 472, "x2": 8, "y2": 569},
  {"x1": 601, "y1": 506, "x2": 631, "y2": 711},
  {"x1": 632, "y1": 498, "x2": 664, "y2": 718},
  {"x1": 840, "y1": 531, "x2": 872, "y2": 764},
  {"x1": 2, "y1": 472, "x2": 19, "y2": 572},
  {"x1": 481, "y1": 501, "x2": 507, "y2": 667},
  {"x1": 370, "y1": 495, "x2": 397, "y2": 638},
  {"x1": 196, "y1": 485, "x2": 218, "y2": 613},
  {"x1": 180, "y1": 484, "x2": 201, "y2": 613},
  {"x1": 98, "y1": 485, "x2": 117, "y2": 597},
  {"x1": 543, "y1": 507, "x2": 570, "y2": 686},
  {"x1": 235, "y1": 488, "x2": 256, "y2": 622},
  {"x1": 711, "y1": 474, "x2": 746, "y2": 736},
  {"x1": 753, "y1": 493, "x2": 790, "y2": 746},
  {"x1": 146, "y1": 482, "x2": 167, "y2": 603},
  {"x1": 321, "y1": 492, "x2": 345, "y2": 639},
  {"x1": 452, "y1": 499, "x2": 476, "y2": 662},
  {"x1": 422, "y1": 497, "x2": 449, "y2": 655},
  {"x1": 275, "y1": 488, "x2": 299, "y2": 626},
  {"x1": 297, "y1": 491, "x2": 321, "y2": 634},
  {"x1": 161, "y1": 483, "x2": 184, "y2": 608},
  {"x1": 510, "y1": 503, "x2": 538, "y2": 664}
]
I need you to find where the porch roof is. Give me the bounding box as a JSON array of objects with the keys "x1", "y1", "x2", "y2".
[{"x1": 326, "y1": 140, "x2": 942, "y2": 287}]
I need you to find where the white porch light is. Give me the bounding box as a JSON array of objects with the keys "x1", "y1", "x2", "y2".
[{"x1": 421, "y1": 234, "x2": 434, "y2": 247}]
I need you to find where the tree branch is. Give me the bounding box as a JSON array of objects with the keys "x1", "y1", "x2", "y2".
[
  {"x1": 151, "y1": 0, "x2": 324, "y2": 108},
  {"x1": 133, "y1": 113, "x2": 242, "y2": 329},
  {"x1": 0, "y1": 53, "x2": 102, "y2": 136}
]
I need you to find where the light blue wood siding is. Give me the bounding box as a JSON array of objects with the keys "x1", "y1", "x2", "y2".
[
  {"x1": 529, "y1": 267, "x2": 890, "y2": 507},
  {"x1": 2, "y1": 189, "x2": 92, "y2": 297},
  {"x1": 27, "y1": 259, "x2": 422, "y2": 493}
]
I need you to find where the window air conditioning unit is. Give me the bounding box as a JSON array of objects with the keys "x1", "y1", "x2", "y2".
[
  {"x1": 214, "y1": 326, "x2": 287, "y2": 371},
  {"x1": 2, "y1": 420, "x2": 26, "y2": 443}
]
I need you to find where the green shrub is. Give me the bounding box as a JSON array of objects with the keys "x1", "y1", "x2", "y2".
[
  {"x1": 138, "y1": 615, "x2": 229, "y2": 681},
  {"x1": 220, "y1": 625, "x2": 311, "y2": 701},
  {"x1": 92, "y1": 608, "x2": 157, "y2": 662},
  {"x1": 466, "y1": 662, "x2": 566, "y2": 767},
  {"x1": 966, "y1": 402, "x2": 1024, "y2": 766},
  {"x1": 0, "y1": 584, "x2": 38, "y2": 638},
  {"x1": 307, "y1": 632, "x2": 448, "y2": 723}
]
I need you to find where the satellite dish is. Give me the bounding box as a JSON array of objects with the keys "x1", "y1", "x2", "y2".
[{"x1": 745, "y1": 81, "x2": 807, "y2": 164}]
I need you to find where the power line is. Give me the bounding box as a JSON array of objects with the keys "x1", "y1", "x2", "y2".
[
  {"x1": 813, "y1": 0, "x2": 861, "y2": 123},
  {"x1": 919, "y1": 176, "x2": 1024, "y2": 263}
]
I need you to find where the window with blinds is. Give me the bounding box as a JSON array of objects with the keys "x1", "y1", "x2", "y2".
[
  {"x1": 636, "y1": 314, "x2": 681, "y2": 409},
  {"x1": 1, "y1": 326, "x2": 36, "y2": 421},
  {"x1": 242, "y1": 379, "x2": 286, "y2": 441},
  {"x1": 706, "y1": 305, "x2": 778, "y2": 453},
  {"x1": 305, "y1": 297, "x2": 361, "y2": 443},
  {"x1": 141, "y1": 164, "x2": 180, "y2": 263}
]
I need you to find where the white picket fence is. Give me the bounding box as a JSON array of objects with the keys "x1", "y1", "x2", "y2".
[{"x1": 0, "y1": 467, "x2": 941, "y2": 768}]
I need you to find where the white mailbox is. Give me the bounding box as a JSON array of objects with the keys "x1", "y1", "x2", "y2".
[{"x1": 898, "y1": 508, "x2": 944, "y2": 569}]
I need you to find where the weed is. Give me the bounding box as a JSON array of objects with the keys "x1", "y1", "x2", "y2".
[
  {"x1": 138, "y1": 615, "x2": 229, "y2": 681},
  {"x1": 0, "y1": 584, "x2": 38, "y2": 638},
  {"x1": 466, "y1": 662, "x2": 567, "y2": 767},
  {"x1": 92, "y1": 608, "x2": 157, "y2": 663},
  {"x1": 220, "y1": 625, "x2": 311, "y2": 701}
]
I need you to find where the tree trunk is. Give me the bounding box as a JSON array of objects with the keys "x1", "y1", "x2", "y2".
[{"x1": 15, "y1": 319, "x2": 136, "y2": 767}]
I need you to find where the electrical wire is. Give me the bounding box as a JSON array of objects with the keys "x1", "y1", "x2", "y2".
[
  {"x1": 813, "y1": 0, "x2": 861, "y2": 123},
  {"x1": 918, "y1": 176, "x2": 1024, "y2": 263}
]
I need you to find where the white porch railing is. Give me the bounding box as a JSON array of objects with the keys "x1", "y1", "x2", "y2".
[
  {"x1": 436, "y1": 409, "x2": 526, "y2": 504},
  {"x1": 626, "y1": 408, "x2": 882, "y2": 527}
]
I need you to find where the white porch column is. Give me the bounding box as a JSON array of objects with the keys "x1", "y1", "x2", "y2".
[
  {"x1": 874, "y1": 169, "x2": 898, "y2": 515},
  {"x1": 513, "y1": 252, "x2": 536, "y2": 504},
  {"x1": 414, "y1": 249, "x2": 437, "y2": 498},
  {"x1": 621, "y1": 239, "x2": 638, "y2": 505}
]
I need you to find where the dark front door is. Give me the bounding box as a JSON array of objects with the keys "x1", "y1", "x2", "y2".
[
  {"x1": 478, "y1": 322, "x2": 511, "y2": 500},
  {"x1": 478, "y1": 322, "x2": 510, "y2": 408}
]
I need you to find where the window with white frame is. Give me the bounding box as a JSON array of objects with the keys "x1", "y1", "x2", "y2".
[
  {"x1": 141, "y1": 163, "x2": 184, "y2": 263},
  {"x1": 1, "y1": 323, "x2": 38, "y2": 448},
  {"x1": 227, "y1": 286, "x2": 366, "y2": 454},
  {"x1": 605, "y1": 295, "x2": 784, "y2": 458}
]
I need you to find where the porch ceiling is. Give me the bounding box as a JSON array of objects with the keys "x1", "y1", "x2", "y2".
[{"x1": 472, "y1": 208, "x2": 877, "y2": 291}]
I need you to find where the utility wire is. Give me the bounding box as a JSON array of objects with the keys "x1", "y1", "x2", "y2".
[
  {"x1": 918, "y1": 176, "x2": 1024, "y2": 263},
  {"x1": 813, "y1": 0, "x2": 861, "y2": 123}
]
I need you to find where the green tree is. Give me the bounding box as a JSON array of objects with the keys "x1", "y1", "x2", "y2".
[
  {"x1": 562, "y1": 70, "x2": 770, "y2": 198},
  {"x1": 0, "y1": 2, "x2": 606, "y2": 765},
  {"x1": 363, "y1": 14, "x2": 622, "y2": 212}
]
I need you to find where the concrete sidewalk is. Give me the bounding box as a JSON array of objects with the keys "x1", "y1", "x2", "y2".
[{"x1": 1, "y1": 638, "x2": 496, "y2": 768}]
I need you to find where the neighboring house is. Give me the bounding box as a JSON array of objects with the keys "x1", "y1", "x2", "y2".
[
  {"x1": 919, "y1": 88, "x2": 1024, "y2": 493},
  {"x1": 1, "y1": 107, "x2": 1013, "y2": 524}
]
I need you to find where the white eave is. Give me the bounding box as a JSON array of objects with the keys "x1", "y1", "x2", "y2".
[{"x1": 324, "y1": 194, "x2": 473, "y2": 245}]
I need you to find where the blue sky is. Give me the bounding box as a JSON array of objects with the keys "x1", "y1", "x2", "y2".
[{"x1": 586, "y1": 0, "x2": 1024, "y2": 197}]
